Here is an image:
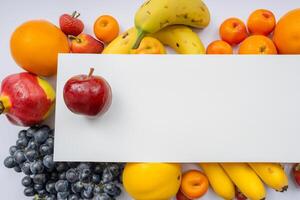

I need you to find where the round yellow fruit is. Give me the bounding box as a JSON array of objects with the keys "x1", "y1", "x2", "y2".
[
  {"x1": 10, "y1": 20, "x2": 70, "y2": 76},
  {"x1": 123, "y1": 163, "x2": 181, "y2": 200}
]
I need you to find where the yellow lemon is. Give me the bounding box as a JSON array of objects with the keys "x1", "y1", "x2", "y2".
[{"x1": 123, "y1": 163, "x2": 181, "y2": 200}]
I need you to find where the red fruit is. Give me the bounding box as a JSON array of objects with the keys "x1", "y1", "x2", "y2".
[
  {"x1": 69, "y1": 33, "x2": 104, "y2": 53},
  {"x1": 59, "y1": 11, "x2": 84, "y2": 36},
  {"x1": 176, "y1": 190, "x2": 191, "y2": 200},
  {"x1": 0, "y1": 72, "x2": 55, "y2": 126},
  {"x1": 292, "y1": 163, "x2": 300, "y2": 186},
  {"x1": 235, "y1": 187, "x2": 247, "y2": 200},
  {"x1": 63, "y1": 68, "x2": 112, "y2": 117}
]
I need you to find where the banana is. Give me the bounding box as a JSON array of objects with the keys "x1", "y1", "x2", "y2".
[
  {"x1": 133, "y1": 0, "x2": 210, "y2": 48},
  {"x1": 221, "y1": 163, "x2": 266, "y2": 200},
  {"x1": 104, "y1": 25, "x2": 205, "y2": 54},
  {"x1": 152, "y1": 25, "x2": 205, "y2": 54},
  {"x1": 249, "y1": 163, "x2": 288, "y2": 192},
  {"x1": 199, "y1": 163, "x2": 235, "y2": 200},
  {"x1": 103, "y1": 27, "x2": 138, "y2": 54}
]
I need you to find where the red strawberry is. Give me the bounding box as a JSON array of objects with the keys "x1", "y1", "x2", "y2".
[
  {"x1": 59, "y1": 11, "x2": 84, "y2": 36},
  {"x1": 292, "y1": 163, "x2": 300, "y2": 187},
  {"x1": 235, "y1": 187, "x2": 247, "y2": 200}
]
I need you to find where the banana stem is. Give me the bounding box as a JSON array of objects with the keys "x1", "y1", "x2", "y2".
[
  {"x1": 132, "y1": 29, "x2": 146, "y2": 49},
  {"x1": 0, "y1": 101, "x2": 4, "y2": 115}
]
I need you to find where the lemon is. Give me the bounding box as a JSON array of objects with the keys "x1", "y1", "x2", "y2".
[{"x1": 123, "y1": 163, "x2": 181, "y2": 200}]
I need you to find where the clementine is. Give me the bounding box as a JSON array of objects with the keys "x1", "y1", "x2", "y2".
[
  {"x1": 273, "y1": 8, "x2": 300, "y2": 54},
  {"x1": 10, "y1": 20, "x2": 70, "y2": 77},
  {"x1": 206, "y1": 40, "x2": 233, "y2": 54},
  {"x1": 219, "y1": 18, "x2": 248, "y2": 46},
  {"x1": 247, "y1": 9, "x2": 276, "y2": 36},
  {"x1": 238, "y1": 35, "x2": 277, "y2": 54},
  {"x1": 94, "y1": 15, "x2": 119, "y2": 43}
]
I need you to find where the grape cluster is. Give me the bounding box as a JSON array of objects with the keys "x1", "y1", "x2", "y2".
[{"x1": 3, "y1": 125, "x2": 124, "y2": 200}]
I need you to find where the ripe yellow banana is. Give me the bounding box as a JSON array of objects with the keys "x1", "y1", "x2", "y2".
[
  {"x1": 152, "y1": 25, "x2": 205, "y2": 54},
  {"x1": 104, "y1": 26, "x2": 205, "y2": 54},
  {"x1": 221, "y1": 163, "x2": 266, "y2": 200},
  {"x1": 199, "y1": 163, "x2": 235, "y2": 200},
  {"x1": 133, "y1": 0, "x2": 210, "y2": 48},
  {"x1": 249, "y1": 163, "x2": 288, "y2": 192},
  {"x1": 103, "y1": 27, "x2": 138, "y2": 54}
]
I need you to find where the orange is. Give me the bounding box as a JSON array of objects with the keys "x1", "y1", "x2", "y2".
[
  {"x1": 180, "y1": 170, "x2": 209, "y2": 199},
  {"x1": 273, "y1": 8, "x2": 300, "y2": 54},
  {"x1": 206, "y1": 40, "x2": 233, "y2": 54},
  {"x1": 94, "y1": 15, "x2": 119, "y2": 43},
  {"x1": 247, "y1": 9, "x2": 276, "y2": 36},
  {"x1": 130, "y1": 37, "x2": 166, "y2": 54},
  {"x1": 219, "y1": 18, "x2": 248, "y2": 46},
  {"x1": 238, "y1": 35, "x2": 277, "y2": 54},
  {"x1": 10, "y1": 20, "x2": 70, "y2": 77}
]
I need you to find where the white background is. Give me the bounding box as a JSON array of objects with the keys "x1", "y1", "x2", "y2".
[{"x1": 0, "y1": 0, "x2": 300, "y2": 199}]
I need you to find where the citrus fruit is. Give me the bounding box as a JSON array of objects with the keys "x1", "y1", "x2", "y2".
[
  {"x1": 123, "y1": 163, "x2": 181, "y2": 200},
  {"x1": 206, "y1": 40, "x2": 233, "y2": 54},
  {"x1": 238, "y1": 35, "x2": 277, "y2": 54},
  {"x1": 10, "y1": 20, "x2": 70, "y2": 77},
  {"x1": 273, "y1": 8, "x2": 300, "y2": 54},
  {"x1": 219, "y1": 18, "x2": 248, "y2": 46},
  {"x1": 247, "y1": 9, "x2": 276, "y2": 36},
  {"x1": 94, "y1": 15, "x2": 119, "y2": 43}
]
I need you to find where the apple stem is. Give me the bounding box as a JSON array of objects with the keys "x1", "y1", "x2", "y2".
[
  {"x1": 0, "y1": 101, "x2": 4, "y2": 115},
  {"x1": 68, "y1": 35, "x2": 81, "y2": 43},
  {"x1": 88, "y1": 68, "x2": 95, "y2": 77},
  {"x1": 71, "y1": 11, "x2": 80, "y2": 18}
]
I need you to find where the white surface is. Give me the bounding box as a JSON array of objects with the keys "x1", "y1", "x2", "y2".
[
  {"x1": 55, "y1": 54, "x2": 300, "y2": 163},
  {"x1": 0, "y1": 0, "x2": 300, "y2": 199}
]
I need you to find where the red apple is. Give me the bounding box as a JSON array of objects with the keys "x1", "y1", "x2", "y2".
[
  {"x1": 63, "y1": 68, "x2": 112, "y2": 116},
  {"x1": 69, "y1": 33, "x2": 104, "y2": 53},
  {"x1": 0, "y1": 72, "x2": 55, "y2": 126}
]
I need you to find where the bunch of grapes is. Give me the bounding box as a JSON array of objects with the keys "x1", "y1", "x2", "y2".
[{"x1": 3, "y1": 125, "x2": 124, "y2": 200}]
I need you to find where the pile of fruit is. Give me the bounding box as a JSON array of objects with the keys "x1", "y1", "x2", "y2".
[{"x1": 1, "y1": 0, "x2": 300, "y2": 199}]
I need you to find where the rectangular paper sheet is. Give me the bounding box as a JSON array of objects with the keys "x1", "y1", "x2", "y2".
[{"x1": 54, "y1": 54, "x2": 300, "y2": 162}]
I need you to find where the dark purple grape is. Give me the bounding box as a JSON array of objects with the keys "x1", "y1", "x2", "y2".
[
  {"x1": 67, "y1": 162, "x2": 79, "y2": 168},
  {"x1": 68, "y1": 194, "x2": 80, "y2": 200},
  {"x1": 59, "y1": 172, "x2": 67, "y2": 180},
  {"x1": 40, "y1": 144, "x2": 52, "y2": 156},
  {"x1": 57, "y1": 191, "x2": 69, "y2": 199},
  {"x1": 94, "y1": 164, "x2": 104, "y2": 174},
  {"x1": 93, "y1": 185, "x2": 103, "y2": 195},
  {"x1": 30, "y1": 160, "x2": 44, "y2": 174},
  {"x1": 107, "y1": 164, "x2": 120, "y2": 177},
  {"x1": 3, "y1": 156, "x2": 16, "y2": 168},
  {"x1": 16, "y1": 137, "x2": 28, "y2": 148},
  {"x1": 26, "y1": 126, "x2": 39, "y2": 138},
  {"x1": 55, "y1": 180, "x2": 69, "y2": 192},
  {"x1": 55, "y1": 162, "x2": 68, "y2": 172},
  {"x1": 26, "y1": 139, "x2": 38, "y2": 150},
  {"x1": 94, "y1": 193, "x2": 114, "y2": 200},
  {"x1": 37, "y1": 189, "x2": 47, "y2": 196},
  {"x1": 77, "y1": 163, "x2": 91, "y2": 172},
  {"x1": 71, "y1": 181, "x2": 83, "y2": 193},
  {"x1": 21, "y1": 161, "x2": 32, "y2": 175},
  {"x1": 24, "y1": 187, "x2": 35, "y2": 197},
  {"x1": 101, "y1": 168, "x2": 114, "y2": 184},
  {"x1": 34, "y1": 183, "x2": 44, "y2": 191},
  {"x1": 9, "y1": 145, "x2": 18, "y2": 156},
  {"x1": 14, "y1": 165, "x2": 22, "y2": 173},
  {"x1": 34, "y1": 126, "x2": 49, "y2": 144},
  {"x1": 103, "y1": 182, "x2": 121, "y2": 197},
  {"x1": 66, "y1": 169, "x2": 79, "y2": 183},
  {"x1": 33, "y1": 174, "x2": 47, "y2": 184},
  {"x1": 45, "y1": 194, "x2": 56, "y2": 200},
  {"x1": 43, "y1": 155, "x2": 55, "y2": 170},
  {"x1": 13, "y1": 150, "x2": 26, "y2": 164},
  {"x1": 81, "y1": 185, "x2": 93, "y2": 199},
  {"x1": 24, "y1": 149, "x2": 38, "y2": 162},
  {"x1": 18, "y1": 130, "x2": 27, "y2": 138},
  {"x1": 46, "y1": 181, "x2": 57, "y2": 194},
  {"x1": 80, "y1": 168, "x2": 91, "y2": 182},
  {"x1": 22, "y1": 176, "x2": 33, "y2": 187},
  {"x1": 92, "y1": 174, "x2": 101, "y2": 184}
]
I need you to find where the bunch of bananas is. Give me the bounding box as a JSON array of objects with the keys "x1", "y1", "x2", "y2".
[
  {"x1": 199, "y1": 163, "x2": 288, "y2": 200},
  {"x1": 103, "y1": 0, "x2": 210, "y2": 54}
]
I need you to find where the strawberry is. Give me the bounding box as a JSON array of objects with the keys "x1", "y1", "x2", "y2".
[
  {"x1": 235, "y1": 187, "x2": 247, "y2": 200},
  {"x1": 292, "y1": 163, "x2": 300, "y2": 187},
  {"x1": 59, "y1": 11, "x2": 84, "y2": 36}
]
